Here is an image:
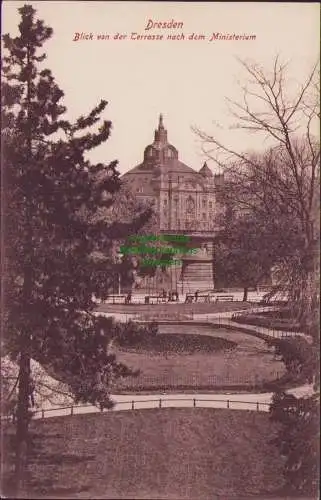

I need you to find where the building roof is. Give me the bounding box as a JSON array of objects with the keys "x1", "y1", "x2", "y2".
[
  {"x1": 124, "y1": 159, "x2": 196, "y2": 177},
  {"x1": 122, "y1": 115, "x2": 199, "y2": 180},
  {"x1": 199, "y1": 162, "x2": 213, "y2": 177}
]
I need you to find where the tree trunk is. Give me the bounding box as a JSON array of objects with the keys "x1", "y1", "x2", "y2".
[
  {"x1": 299, "y1": 267, "x2": 319, "y2": 337},
  {"x1": 14, "y1": 239, "x2": 33, "y2": 496},
  {"x1": 242, "y1": 287, "x2": 248, "y2": 302},
  {"x1": 14, "y1": 348, "x2": 31, "y2": 496}
]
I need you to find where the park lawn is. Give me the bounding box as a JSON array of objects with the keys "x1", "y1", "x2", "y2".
[
  {"x1": 96, "y1": 301, "x2": 253, "y2": 316},
  {"x1": 233, "y1": 310, "x2": 301, "y2": 332},
  {"x1": 112, "y1": 326, "x2": 285, "y2": 391},
  {"x1": 3, "y1": 409, "x2": 285, "y2": 499}
]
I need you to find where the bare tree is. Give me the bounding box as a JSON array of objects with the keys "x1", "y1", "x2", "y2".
[{"x1": 194, "y1": 56, "x2": 320, "y2": 330}]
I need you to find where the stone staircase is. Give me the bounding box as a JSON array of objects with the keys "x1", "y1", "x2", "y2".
[
  {"x1": 130, "y1": 259, "x2": 214, "y2": 295},
  {"x1": 179, "y1": 261, "x2": 214, "y2": 293}
]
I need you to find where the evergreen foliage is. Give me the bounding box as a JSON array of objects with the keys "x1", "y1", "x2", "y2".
[{"x1": 2, "y1": 4, "x2": 151, "y2": 492}]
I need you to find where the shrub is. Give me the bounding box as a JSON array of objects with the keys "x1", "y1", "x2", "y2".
[
  {"x1": 266, "y1": 336, "x2": 318, "y2": 384},
  {"x1": 115, "y1": 320, "x2": 158, "y2": 348}
]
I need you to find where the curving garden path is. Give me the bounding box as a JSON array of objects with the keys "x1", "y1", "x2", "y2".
[
  {"x1": 19, "y1": 305, "x2": 314, "y2": 421},
  {"x1": 94, "y1": 306, "x2": 309, "y2": 340},
  {"x1": 30, "y1": 383, "x2": 314, "y2": 420}
]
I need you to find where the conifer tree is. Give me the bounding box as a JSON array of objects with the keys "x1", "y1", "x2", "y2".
[{"x1": 2, "y1": 5, "x2": 151, "y2": 493}]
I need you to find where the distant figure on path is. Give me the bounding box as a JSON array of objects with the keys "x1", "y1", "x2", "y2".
[{"x1": 185, "y1": 294, "x2": 193, "y2": 304}]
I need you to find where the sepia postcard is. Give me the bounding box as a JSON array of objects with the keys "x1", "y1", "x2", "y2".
[{"x1": 1, "y1": 1, "x2": 320, "y2": 499}]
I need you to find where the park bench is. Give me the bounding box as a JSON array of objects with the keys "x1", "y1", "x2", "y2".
[
  {"x1": 185, "y1": 293, "x2": 216, "y2": 303},
  {"x1": 195, "y1": 294, "x2": 210, "y2": 303},
  {"x1": 107, "y1": 295, "x2": 127, "y2": 304},
  {"x1": 215, "y1": 295, "x2": 234, "y2": 302},
  {"x1": 145, "y1": 295, "x2": 167, "y2": 304},
  {"x1": 198, "y1": 293, "x2": 219, "y2": 303}
]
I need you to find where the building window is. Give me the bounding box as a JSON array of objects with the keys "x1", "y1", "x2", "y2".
[
  {"x1": 164, "y1": 199, "x2": 168, "y2": 205},
  {"x1": 202, "y1": 200, "x2": 206, "y2": 208},
  {"x1": 209, "y1": 202, "x2": 212, "y2": 209},
  {"x1": 187, "y1": 196, "x2": 195, "y2": 213},
  {"x1": 202, "y1": 213, "x2": 206, "y2": 219}
]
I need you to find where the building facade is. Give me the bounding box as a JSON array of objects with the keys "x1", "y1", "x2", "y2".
[
  {"x1": 122, "y1": 115, "x2": 224, "y2": 292},
  {"x1": 122, "y1": 114, "x2": 223, "y2": 234}
]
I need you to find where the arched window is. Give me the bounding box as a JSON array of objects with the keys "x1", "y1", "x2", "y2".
[{"x1": 186, "y1": 196, "x2": 195, "y2": 213}]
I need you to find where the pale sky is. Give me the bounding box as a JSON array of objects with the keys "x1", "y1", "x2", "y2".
[{"x1": 2, "y1": 1, "x2": 320, "y2": 174}]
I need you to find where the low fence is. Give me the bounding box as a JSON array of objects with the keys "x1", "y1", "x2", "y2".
[
  {"x1": 20, "y1": 396, "x2": 271, "y2": 421},
  {"x1": 231, "y1": 312, "x2": 301, "y2": 332},
  {"x1": 133, "y1": 315, "x2": 301, "y2": 339}
]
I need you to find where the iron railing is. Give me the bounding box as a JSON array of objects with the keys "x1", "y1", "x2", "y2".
[{"x1": 3, "y1": 396, "x2": 271, "y2": 421}]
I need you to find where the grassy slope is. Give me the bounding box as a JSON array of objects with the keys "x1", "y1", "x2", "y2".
[
  {"x1": 232, "y1": 312, "x2": 300, "y2": 332},
  {"x1": 4, "y1": 409, "x2": 285, "y2": 499},
  {"x1": 112, "y1": 326, "x2": 285, "y2": 390}
]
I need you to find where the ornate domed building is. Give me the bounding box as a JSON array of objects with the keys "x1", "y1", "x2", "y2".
[{"x1": 122, "y1": 115, "x2": 224, "y2": 292}]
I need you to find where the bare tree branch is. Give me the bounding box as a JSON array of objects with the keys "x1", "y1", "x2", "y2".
[{"x1": 194, "y1": 56, "x2": 320, "y2": 326}]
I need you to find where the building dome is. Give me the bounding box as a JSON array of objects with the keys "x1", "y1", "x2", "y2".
[
  {"x1": 121, "y1": 115, "x2": 217, "y2": 201},
  {"x1": 199, "y1": 162, "x2": 213, "y2": 177},
  {"x1": 143, "y1": 114, "x2": 178, "y2": 163}
]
